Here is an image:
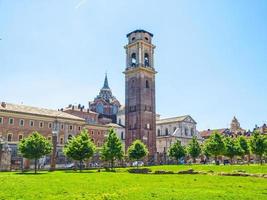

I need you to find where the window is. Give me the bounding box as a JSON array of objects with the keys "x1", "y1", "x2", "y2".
[
  {"x1": 91, "y1": 130, "x2": 94, "y2": 135},
  {"x1": 19, "y1": 119, "x2": 24, "y2": 126},
  {"x1": 165, "y1": 128, "x2": 169, "y2": 136},
  {"x1": 98, "y1": 131, "x2": 100, "y2": 135},
  {"x1": 29, "y1": 120, "x2": 34, "y2": 127},
  {"x1": 68, "y1": 135, "x2": 73, "y2": 140},
  {"x1": 132, "y1": 37, "x2": 135, "y2": 41},
  {"x1": 191, "y1": 128, "x2": 194, "y2": 136},
  {"x1": 69, "y1": 125, "x2": 73, "y2": 131},
  {"x1": 47, "y1": 136, "x2": 51, "y2": 141},
  {"x1": 0, "y1": 117, "x2": 3, "y2": 124},
  {"x1": 112, "y1": 105, "x2": 118, "y2": 114},
  {"x1": 78, "y1": 126, "x2": 81, "y2": 131},
  {"x1": 145, "y1": 37, "x2": 149, "y2": 41},
  {"x1": 145, "y1": 80, "x2": 149, "y2": 88},
  {"x1": 185, "y1": 128, "x2": 188, "y2": 136},
  {"x1": 39, "y1": 122, "x2": 44, "y2": 128},
  {"x1": 18, "y1": 134, "x2": 23, "y2": 141},
  {"x1": 91, "y1": 138, "x2": 94, "y2": 143},
  {"x1": 119, "y1": 118, "x2": 121, "y2": 125},
  {"x1": 157, "y1": 129, "x2": 161, "y2": 136},
  {"x1": 131, "y1": 53, "x2": 137, "y2": 67},
  {"x1": 9, "y1": 118, "x2": 14, "y2": 125},
  {"x1": 7, "y1": 133, "x2": 12, "y2": 142},
  {"x1": 146, "y1": 123, "x2": 150, "y2": 129},
  {"x1": 61, "y1": 124, "x2": 64, "y2": 130},
  {"x1": 96, "y1": 103, "x2": 104, "y2": 114},
  {"x1": 144, "y1": 53, "x2": 149, "y2": 67},
  {"x1": 121, "y1": 132, "x2": 124, "y2": 140},
  {"x1": 97, "y1": 142, "x2": 100, "y2": 147},
  {"x1": 48, "y1": 123, "x2": 52, "y2": 129},
  {"x1": 60, "y1": 137, "x2": 64, "y2": 144},
  {"x1": 173, "y1": 127, "x2": 177, "y2": 133}
]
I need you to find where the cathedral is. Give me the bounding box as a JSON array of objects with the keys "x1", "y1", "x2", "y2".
[
  {"x1": 0, "y1": 29, "x2": 202, "y2": 169},
  {"x1": 89, "y1": 74, "x2": 121, "y2": 124}
]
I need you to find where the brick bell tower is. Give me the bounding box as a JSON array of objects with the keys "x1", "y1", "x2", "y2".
[{"x1": 124, "y1": 30, "x2": 157, "y2": 157}]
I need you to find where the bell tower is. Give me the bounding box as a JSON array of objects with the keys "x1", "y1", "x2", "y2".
[{"x1": 124, "y1": 30, "x2": 157, "y2": 157}]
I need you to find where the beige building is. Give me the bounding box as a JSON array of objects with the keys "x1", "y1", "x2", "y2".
[{"x1": 156, "y1": 115, "x2": 202, "y2": 153}]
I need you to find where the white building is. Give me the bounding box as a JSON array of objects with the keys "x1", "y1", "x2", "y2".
[
  {"x1": 116, "y1": 107, "x2": 202, "y2": 154},
  {"x1": 156, "y1": 115, "x2": 202, "y2": 153}
]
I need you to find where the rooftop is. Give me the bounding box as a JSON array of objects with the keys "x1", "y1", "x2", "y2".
[
  {"x1": 0, "y1": 102, "x2": 85, "y2": 121},
  {"x1": 126, "y1": 29, "x2": 153, "y2": 37},
  {"x1": 156, "y1": 115, "x2": 194, "y2": 125}
]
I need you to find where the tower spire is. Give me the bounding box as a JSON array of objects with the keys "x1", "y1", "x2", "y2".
[{"x1": 102, "y1": 73, "x2": 110, "y2": 89}]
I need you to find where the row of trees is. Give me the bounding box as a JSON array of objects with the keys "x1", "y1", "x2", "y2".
[
  {"x1": 18, "y1": 129, "x2": 267, "y2": 173},
  {"x1": 168, "y1": 130, "x2": 267, "y2": 165},
  {"x1": 19, "y1": 128, "x2": 148, "y2": 173}
]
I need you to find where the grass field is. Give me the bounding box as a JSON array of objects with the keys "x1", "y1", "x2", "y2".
[{"x1": 0, "y1": 165, "x2": 266, "y2": 200}]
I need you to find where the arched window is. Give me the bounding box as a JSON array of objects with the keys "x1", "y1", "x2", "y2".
[
  {"x1": 157, "y1": 129, "x2": 161, "y2": 136},
  {"x1": 144, "y1": 53, "x2": 149, "y2": 67},
  {"x1": 131, "y1": 53, "x2": 137, "y2": 67},
  {"x1": 96, "y1": 103, "x2": 104, "y2": 114},
  {"x1": 60, "y1": 137, "x2": 64, "y2": 144},
  {"x1": 145, "y1": 80, "x2": 149, "y2": 88},
  {"x1": 68, "y1": 134, "x2": 73, "y2": 140},
  {"x1": 165, "y1": 128, "x2": 169, "y2": 136}
]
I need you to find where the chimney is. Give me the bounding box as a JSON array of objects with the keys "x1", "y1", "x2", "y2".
[{"x1": 1, "y1": 102, "x2": 6, "y2": 108}]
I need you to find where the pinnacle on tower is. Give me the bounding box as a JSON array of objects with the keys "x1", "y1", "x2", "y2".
[{"x1": 102, "y1": 73, "x2": 110, "y2": 89}]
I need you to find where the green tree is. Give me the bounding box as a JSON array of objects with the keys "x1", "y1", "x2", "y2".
[
  {"x1": 238, "y1": 136, "x2": 251, "y2": 164},
  {"x1": 224, "y1": 137, "x2": 243, "y2": 164},
  {"x1": 250, "y1": 130, "x2": 267, "y2": 165},
  {"x1": 127, "y1": 140, "x2": 148, "y2": 168},
  {"x1": 168, "y1": 140, "x2": 186, "y2": 164},
  {"x1": 19, "y1": 132, "x2": 52, "y2": 173},
  {"x1": 101, "y1": 128, "x2": 124, "y2": 170},
  {"x1": 204, "y1": 131, "x2": 225, "y2": 164},
  {"x1": 64, "y1": 129, "x2": 95, "y2": 171},
  {"x1": 187, "y1": 136, "x2": 201, "y2": 163}
]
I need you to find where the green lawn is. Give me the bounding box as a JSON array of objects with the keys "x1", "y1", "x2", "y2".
[{"x1": 0, "y1": 165, "x2": 266, "y2": 200}]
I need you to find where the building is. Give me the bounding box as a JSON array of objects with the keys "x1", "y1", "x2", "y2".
[
  {"x1": 89, "y1": 74, "x2": 121, "y2": 124},
  {"x1": 200, "y1": 116, "x2": 247, "y2": 139},
  {"x1": 156, "y1": 115, "x2": 202, "y2": 153},
  {"x1": 124, "y1": 30, "x2": 157, "y2": 157}
]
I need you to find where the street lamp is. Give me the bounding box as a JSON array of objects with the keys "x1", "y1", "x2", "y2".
[{"x1": 50, "y1": 119, "x2": 60, "y2": 171}]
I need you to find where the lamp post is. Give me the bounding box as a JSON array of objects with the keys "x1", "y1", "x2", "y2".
[{"x1": 50, "y1": 119, "x2": 59, "y2": 171}]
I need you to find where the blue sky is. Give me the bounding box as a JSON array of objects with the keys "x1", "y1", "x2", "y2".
[{"x1": 0, "y1": 0, "x2": 266, "y2": 130}]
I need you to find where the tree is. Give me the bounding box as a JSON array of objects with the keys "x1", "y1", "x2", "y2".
[
  {"x1": 168, "y1": 140, "x2": 186, "y2": 164},
  {"x1": 127, "y1": 140, "x2": 148, "y2": 168},
  {"x1": 187, "y1": 136, "x2": 201, "y2": 163},
  {"x1": 19, "y1": 132, "x2": 52, "y2": 173},
  {"x1": 64, "y1": 129, "x2": 95, "y2": 172},
  {"x1": 101, "y1": 128, "x2": 124, "y2": 170},
  {"x1": 204, "y1": 131, "x2": 225, "y2": 164},
  {"x1": 250, "y1": 130, "x2": 267, "y2": 165},
  {"x1": 224, "y1": 137, "x2": 243, "y2": 164},
  {"x1": 238, "y1": 136, "x2": 251, "y2": 164}
]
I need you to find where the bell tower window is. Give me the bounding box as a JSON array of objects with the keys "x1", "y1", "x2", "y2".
[
  {"x1": 144, "y1": 53, "x2": 149, "y2": 67},
  {"x1": 131, "y1": 53, "x2": 137, "y2": 67},
  {"x1": 145, "y1": 80, "x2": 149, "y2": 88}
]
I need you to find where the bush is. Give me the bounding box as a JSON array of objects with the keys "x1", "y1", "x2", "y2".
[
  {"x1": 154, "y1": 170, "x2": 174, "y2": 174},
  {"x1": 127, "y1": 168, "x2": 151, "y2": 174}
]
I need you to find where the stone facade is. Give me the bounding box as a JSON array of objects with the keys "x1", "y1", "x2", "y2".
[
  {"x1": 156, "y1": 115, "x2": 202, "y2": 153},
  {"x1": 124, "y1": 30, "x2": 157, "y2": 156}
]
